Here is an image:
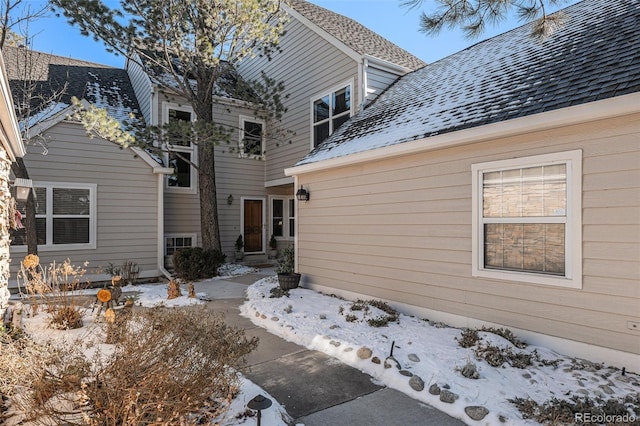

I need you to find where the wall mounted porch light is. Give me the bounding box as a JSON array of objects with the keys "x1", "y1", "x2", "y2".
[
  {"x1": 295, "y1": 185, "x2": 310, "y2": 202},
  {"x1": 227, "y1": 194, "x2": 234, "y2": 205},
  {"x1": 13, "y1": 178, "x2": 33, "y2": 202}
]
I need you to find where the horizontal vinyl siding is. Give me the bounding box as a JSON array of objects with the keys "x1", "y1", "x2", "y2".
[
  {"x1": 296, "y1": 113, "x2": 640, "y2": 355},
  {"x1": 365, "y1": 65, "x2": 401, "y2": 105},
  {"x1": 126, "y1": 60, "x2": 153, "y2": 124},
  {"x1": 237, "y1": 15, "x2": 359, "y2": 184},
  {"x1": 9, "y1": 121, "x2": 159, "y2": 278}
]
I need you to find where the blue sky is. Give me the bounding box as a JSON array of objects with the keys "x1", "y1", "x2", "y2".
[{"x1": 22, "y1": 0, "x2": 578, "y2": 68}]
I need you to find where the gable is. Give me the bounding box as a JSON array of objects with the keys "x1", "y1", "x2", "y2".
[{"x1": 296, "y1": 0, "x2": 640, "y2": 166}]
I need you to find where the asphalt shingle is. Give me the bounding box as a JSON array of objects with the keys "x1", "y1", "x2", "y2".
[{"x1": 298, "y1": 0, "x2": 640, "y2": 166}]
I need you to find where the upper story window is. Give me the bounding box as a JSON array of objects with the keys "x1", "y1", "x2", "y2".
[
  {"x1": 163, "y1": 103, "x2": 197, "y2": 192},
  {"x1": 11, "y1": 182, "x2": 97, "y2": 251},
  {"x1": 239, "y1": 116, "x2": 265, "y2": 159},
  {"x1": 311, "y1": 82, "x2": 352, "y2": 148},
  {"x1": 472, "y1": 150, "x2": 582, "y2": 288}
]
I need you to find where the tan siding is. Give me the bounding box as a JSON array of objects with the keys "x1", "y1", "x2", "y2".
[
  {"x1": 296, "y1": 113, "x2": 640, "y2": 355},
  {"x1": 365, "y1": 66, "x2": 400, "y2": 104},
  {"x1": 237, "y1": 15, "x2": 360, "y2": 183},
  {"x1": 9, "y1": 121, "x2": 160, "y2": 278}
]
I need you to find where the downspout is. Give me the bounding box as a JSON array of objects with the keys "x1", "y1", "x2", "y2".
[{"x1": 360, "y1": 58, "x2": 368, "y2": 109}]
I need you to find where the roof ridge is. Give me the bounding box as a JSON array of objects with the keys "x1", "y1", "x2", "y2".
[{"x1": 285, "y1": 0, "x2": 426, "y2": 70}]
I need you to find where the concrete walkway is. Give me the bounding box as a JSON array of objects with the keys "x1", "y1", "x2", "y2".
[{"x1": 196, "y1": 271, "x2": 465, "y2": 426}]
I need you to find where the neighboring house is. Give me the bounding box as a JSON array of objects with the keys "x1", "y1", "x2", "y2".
[
  {"x1": 0, "y1": 49, "x2": 26, "y2": 319},
  {"x1": 285, "y1": 0, "x2": 640, "y2": 368},
  {"x1": 126, "y1": 0, "x2": 425, "y2": 263},
  {"x1": 4, "y1": 46, "x2": 172, "y2": 285}
]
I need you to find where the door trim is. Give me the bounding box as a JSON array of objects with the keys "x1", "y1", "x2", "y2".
[{"x1": 240, "y1": 196, "x2": 266, "y2": 254}]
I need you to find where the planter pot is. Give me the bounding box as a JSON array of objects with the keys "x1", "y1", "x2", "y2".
[
  {"x1": 278, "y1": 273, "x2": 301, "y2": 290},
  {"x1": 235, "y1": 251, "x2": 244, "y2": 262},
  {"x1": 268, "y1": 249, "x2": 278, "y2": 259}
]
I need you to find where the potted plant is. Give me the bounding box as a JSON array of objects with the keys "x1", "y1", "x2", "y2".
[
  {"x1": 276, "y1": 246, "x2": 300, "y2": 290},
  {"x1": 268, "y1": 234, "x2": 278, "y2": 259},
  {"x1": 235, "y1": 235, "x2": 244, "y2": 262}
]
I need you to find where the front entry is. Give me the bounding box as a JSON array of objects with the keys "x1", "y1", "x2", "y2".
[{"x1": 243, "y1": 199, "x2": 263, "y2": 253}]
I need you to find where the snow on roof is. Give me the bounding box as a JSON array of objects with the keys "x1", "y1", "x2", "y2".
[
  {"x1": 3, "y1": 46, "x2": 141, "y2": 128},
  {"x1": 297, "y1": 0, "x2": 640, "y2": 166}
]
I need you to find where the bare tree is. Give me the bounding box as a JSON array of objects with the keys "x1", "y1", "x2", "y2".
[
  {"x1": 401, "y1": 0, "x2": 569, "y2": 39},
  {"x1": 1, "y1": 1, "x2": 52, "y2": 255}
]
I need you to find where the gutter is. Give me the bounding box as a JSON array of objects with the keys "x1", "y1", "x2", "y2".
[{"x1": 285, "y1": 92, "x2": 640, "y2": 177}]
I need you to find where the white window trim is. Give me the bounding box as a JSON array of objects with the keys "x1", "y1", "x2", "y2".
[
  {"x1": 11, "y1": 181, "x2": 97, "y2": 252},
  {"x1": 238, "y1": 115, "x2": 266, "y2": 160},
  {"x1": 164, "y1": 233, "x2": 197, "y2": 257},
  {"x1": 471, "y1": 150, "x2": 582, "y2": 289},
  {"x1": 310, "y1": 78, "x2": 354, "y2": 150},
  {"x1": 269, "y1": 196, "x2": 295, "y2": 240},
  {"x1": 162, "y1": 102, "x2": 198, "y2": 194}
]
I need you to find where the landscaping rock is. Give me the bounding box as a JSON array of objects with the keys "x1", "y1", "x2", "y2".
[
  {"x1": 329, "y1": 324, "x2": 339, "y2": 329},
  {"x1": 409, "y1": 375, "x2": 425, "y2": 391},
  {"x1": 465, "y1": 406, "x2": 489, "y2": 421},
  {"x1": 357, "y1": 347, "x2": 372, "y2": 360},
  {"x1": 429, "y1": 384, "x2": 441, "y2": 395},
  {"x1": 399, "y1": 370, "x2": 412, "y2": 377},
  {"x1": 343, "y1": 347, "x2": 353, "y2": 352},
  {"x1": 461, "y1": 362, "x2": 480, "y2": 379},
  {"x1": 330, "y1": 340, "x2": 341, "y2": 347},
  {"x1": 384, "y1": 356, "x2": 401, "y2": 370},
  {"x1": 599, "y1": 385, "x2": 614, "y2": 395},
  {"x1": 260, "y1": 314, "x2": 267, "y2": 319},
  {"x1": 439, "y1": 389, "x2": 458, "y2": 404},
  {"x1": 371, "y1": 356, "x2": 381, "y2": 364},
  {"x1": 270, "y1": 316, "x2": 279, "y2": 322},
  {"x1": 408, "y1": 353, "x2": 421, "y2": 362}
]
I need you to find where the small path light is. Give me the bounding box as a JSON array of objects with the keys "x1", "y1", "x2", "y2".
[{"x1": 247, "y1": 394, "x2": 272, "y2": 426}]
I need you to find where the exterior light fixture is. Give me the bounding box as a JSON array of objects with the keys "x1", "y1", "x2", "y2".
[
  {"x1": 13, "y1": 178, "x2": 33, "y2": 202},
  {"x1": 227, "y1": 194, "x2": 234, "y2": 205},
  {"x1": 296, "y1": 185, "x2": 310, "y2": 202},
  {"x1": 247, "y1": 394, "x2": 272, "y2": 426}
]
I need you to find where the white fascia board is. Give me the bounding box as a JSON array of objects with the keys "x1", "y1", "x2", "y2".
[
  {"x1": 24, "y1": 102, "x2": 78, "y2": 140},
  {"x1": 130, "y1": 147, "x2": 173, "y2": 174},
  {"x1": 0, "y1": 51, "x2": 25, "y2": 160},
  {"x1": 282, "y1": 4, "x2": 362, "y2": 63},
  {"x1": 265, "y1": 176, "x2": 294, "y2": 187},
  {"x1": 285, "y1": 92, "x2": 640, "y2": 177}
]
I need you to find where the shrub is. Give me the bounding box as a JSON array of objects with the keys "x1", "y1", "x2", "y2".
[
  {"x1": 275, "y1": 246, "x2": 295, "y2": 274},
  {"x1": 172, "y1": 247, "x2": 226, "y2": 281},
  {"x1": 457, "y1": 329, "x2": 480, "y2": 348},
  {"x1": 6, "y1": 305, "x2": 259, "y2": 425}
]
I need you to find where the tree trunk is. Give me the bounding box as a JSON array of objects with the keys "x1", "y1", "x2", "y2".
[
  {"x1": 10, "y1": 157, "x2": 37, "y2": 255},
  {"x1": 198, "y1": 141, "x2": 221, "y2": 252}
]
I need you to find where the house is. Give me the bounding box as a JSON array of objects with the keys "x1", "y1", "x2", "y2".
[
  {"x1": 126, "y1": 0, "x2": 425, "y2": 264},
  {"x1": 5, "y1": 0, "x2": 425, "y2": 277},
  {"x1": 285, "y1": 0, "x2": 640, "y2": 368},
  {"x1": 4, "y1": 46, "x2": 172, "y2": 284},
  {"x1": 0, "y1": 48, "x2": 26, "y2": 319}
]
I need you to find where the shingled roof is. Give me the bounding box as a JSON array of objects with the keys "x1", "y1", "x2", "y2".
[
  {"x1": 286, "y1": 0, "x2": 426, "y2": 70},
  {"x1": 2, "y1": 46, "x2": 140, "y2": 124},
  {"x1": 297, "y1": 0, "x2": 640, "y2": 166}
]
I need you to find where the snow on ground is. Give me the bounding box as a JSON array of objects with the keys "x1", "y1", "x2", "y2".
[
  {"x1": 240, "y1": 276, "x2": 639, "y2": 425},
  {"x1": 13, "y1": 264, "x2": 288, "y2": 426}
]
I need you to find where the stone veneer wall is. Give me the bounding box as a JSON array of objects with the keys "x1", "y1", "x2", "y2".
[{"x1": 0, "y1": 147, "x2": 12, "y2": 320}]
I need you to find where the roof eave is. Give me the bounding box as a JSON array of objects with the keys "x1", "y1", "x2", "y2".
[
  {"x1": 0, "y1": 50, "x2": 25, "y2": 161},
  {"x1": 286, "y1": 92, "x2": 640, "y2": 177}
]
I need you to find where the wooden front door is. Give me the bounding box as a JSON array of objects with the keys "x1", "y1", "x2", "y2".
[{"x1": 243, "y1": 199, "x2": 263, "y2": 252}]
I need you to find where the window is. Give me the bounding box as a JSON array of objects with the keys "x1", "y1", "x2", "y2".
[
  {"x1": 11, "y1": 182, "x2": 96, "y2": 250},
  {"x1": 164, "y1": 104, "x2": 196, "y2": 191},
  {"x1": 311, "y1": 83, "x2": 352, "y2": 148},
  {"x1": 165, "y1": 234, "x2": 196, "y2": 256},
  {"x1": 239, "y1": 116, "x2": 265, "y2": 159},
  {"x1": 271, "y1": 197, "x2": 295, "y2": 239},
  {"x1": 472, "y1": 150, "x2": 582, "y2": 288}
]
